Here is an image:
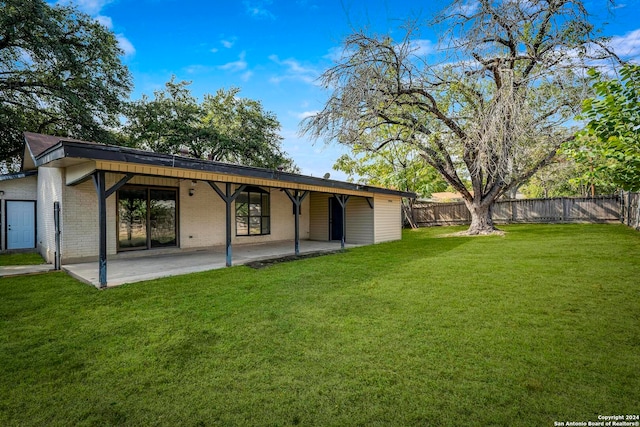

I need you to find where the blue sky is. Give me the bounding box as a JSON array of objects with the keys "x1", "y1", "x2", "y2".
[{"x1": 59, "y1": 0, "x2": 640, "y2": 180}]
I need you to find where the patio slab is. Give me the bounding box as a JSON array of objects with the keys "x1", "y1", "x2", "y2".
[{"x1": 62, "y1": 240, "x2": 355, "y2": 288}]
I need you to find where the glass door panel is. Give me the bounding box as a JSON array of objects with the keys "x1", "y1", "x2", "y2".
[
  {"x1": 149, "y1": 189, "x2": 177, "y2": 248},
  {"x1": 118, "y1": 188, "x2": 148, "y2": 250}
]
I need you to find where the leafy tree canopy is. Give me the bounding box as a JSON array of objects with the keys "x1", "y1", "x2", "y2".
[
  {"x1": 565, "y1": 64, "x2": 640, "y2": 191},
  {"x1": 303, "y1": 0, "x2": 616, "y2": 234},
  {"x1": 0, "y1": 0, "x2": 132, "y2": 162},
  {"x1": 125, "y1": 78, "x2": 298, "y2": 171},
  {"x1": 334, "y1": 143, "x2": 448, "y2": 199},
  {"x1": 521, "y1": 155, "x2": 618, "y2": 198}
]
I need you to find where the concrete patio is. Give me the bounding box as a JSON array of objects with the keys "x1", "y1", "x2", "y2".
[{"x1": 62, "y1": 240, "x2": 356, "y2": 288}]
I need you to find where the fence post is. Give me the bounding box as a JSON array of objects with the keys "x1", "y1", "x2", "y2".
[
  {"x1": 561, "y1": 197, "x2": 566, "y2": 222},
  {"x1": 511, "y1": 200, "x2": 515, "y2": 223},
  {"x1": 628, "y1": 192, "x2": 632, "y2": 226}
]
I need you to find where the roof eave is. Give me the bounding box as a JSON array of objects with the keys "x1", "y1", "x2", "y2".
[{"x1": 34, "y1": 141, "x2": 416, "y2": 198}]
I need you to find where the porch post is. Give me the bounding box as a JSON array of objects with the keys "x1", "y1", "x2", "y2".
[
  {"x1": 208, "y1": 182, "x2": 246, "y2": 267},
  {"x1": 92, "y1": 172, "x2": 134, "y2": 288},
  {"x1": 54, "y1": 201, "x2": 61, "y2": 271},
  {"x1": 334, "y1": 194, "x2": 350, "y2": 250},
  {"x1": 224, "y1": 183, "x2": 232, "y2": 266},
  {"x1": 283, "y1": 189, "x2": 309, "y2": 256},
  {"x1": 92, "y1": 171, "x2": 108, "y2": 288}
]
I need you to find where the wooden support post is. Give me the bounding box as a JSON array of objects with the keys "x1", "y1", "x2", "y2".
[
  {"x1": 334, "y1": 194, "x2": 350, "y2": 250},
  {"x1": 54, "y1": 201, "x2": 61, "y2": 270},
  {"x1": 283, "y1": 189, "x2": 309, "y2": 256},
  {"x1": 208, "y1": 182, "x2": 246, "y2": 267},
  {"x1": 92, "y1": 172, "x2": 134, "y2": 289},
  {"x1": 92, "y1": 171, "x2": 108, "y2": 288}
]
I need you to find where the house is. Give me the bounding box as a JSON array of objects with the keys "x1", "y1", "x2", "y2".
[{"x1": 0, "y1": 132, "x2": 414, "y2": 287}]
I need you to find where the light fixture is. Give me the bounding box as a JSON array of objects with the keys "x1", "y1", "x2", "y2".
[{"x1": 189, "y1": 180, "x2": 197, "y2": 196}]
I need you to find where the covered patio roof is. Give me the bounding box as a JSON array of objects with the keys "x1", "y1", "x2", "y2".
[
  {"x1": 23, "y1": 132, "x2": 414, "y2": 198},
  {"x1": 20, "y1": 132, "x2": 414, "y2": 288}
]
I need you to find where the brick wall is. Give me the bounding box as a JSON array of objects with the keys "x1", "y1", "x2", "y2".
[{"x1": 36, "y1": 167, "x2": 63, "y2": 262}]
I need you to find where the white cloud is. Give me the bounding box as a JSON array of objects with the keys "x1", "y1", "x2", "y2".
[
  {"x1": 410, "y1": 39, "x2": 436, "y2": 56},
  {"x1": 210, "y1": 48, "x2": 219, "y2": 53},
  {"x1": 244, "y1": 0, "x2": 275, "y2": 20},
  {"x1": 219, "y1": 51, "x2": 248, "y2": 72},
  {"x1": 221, "y1": 38, "x2": 236, "y2": 49},
  {"x1": 323, "y1": 46, "x2": 346, "y2": 62},
  {"x1": 241, "y1": 71, "x2": 253, "y2": 81},
  {"x1": 294, "y1": 110, "x2": 319, "y2": 120},
  {"x1": 116, "y1": 34, "x2": 135, "y2": 57},
  {"x1": 269, "y1": 55, "x2": 318, "y2": 84},
  {"x1": 58, "y1": 0, "x2": 135, "y2": 58},
  {"x1": 451, "y1": 1, "x2": 479, "y2": 16},
  {"x1": 95, "y1": 15, "x2": 113, "y2": 29},
  {"x1": 57, "y1": 0, "x2": 113, "y2": 15},
  {"x1": 184, "y1": 64, "x2": 216, "y2": 74},
  {"x1": 610, "y1": 28, "x2": 640, "y2": 60}
]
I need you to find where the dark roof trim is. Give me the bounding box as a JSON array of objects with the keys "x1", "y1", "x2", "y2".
[
  {"x1": 0, "y1": 170, "x2": 37, "y2": 182},
  {"x1": 35, "y1": 140, "x2": 415, "y2": 198}
]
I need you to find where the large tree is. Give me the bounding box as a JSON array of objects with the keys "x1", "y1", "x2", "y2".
[
  {"x1": 125, "y1": 78, "x2": 298, "y2": 171},
  {"x1": 303, "y1": 0, "x2": 616, "y2": 234},
  {"x1": 0, "y1": 0, "x2": 132, "y2": 162},
  {"x1": 565, "y1": 64, "x2": 640, "y2": 191}
]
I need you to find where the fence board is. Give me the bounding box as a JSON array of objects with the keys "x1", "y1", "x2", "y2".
[{"x1": 413, "y1": 195, "x2": 628, "y2": 226}]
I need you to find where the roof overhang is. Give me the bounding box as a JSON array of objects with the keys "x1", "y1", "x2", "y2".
[
  {"x1": 0, "y1": 170, "x2": 37, "y2": 182},
  {"x1": 30, "y1": 135, "x2": 415, "y2": 198}
]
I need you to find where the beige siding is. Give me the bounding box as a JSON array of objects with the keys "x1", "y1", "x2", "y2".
[
  {"x1": 374, "y1": 194, "x2": 402, "y2": 243},
  {"x1": 0, "y1": 175, "x2": 38, "y2": 252},
  {"x1": 36, "y1": 167, "x2": 63, "y2": 262},
  {"x1": 345, "y1": 196, "x2": 374, "y2": 244},
  {"x1": 309, "y1": 192, "x2": 329, "y2": 241}
]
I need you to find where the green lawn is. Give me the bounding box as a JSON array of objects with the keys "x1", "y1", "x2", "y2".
[
  {"x1": 1, "y1": 224, "x2": 638, "y2": 426},
  {"x1": 0, "y1": 252, "x2": 44, "y2": 266}
]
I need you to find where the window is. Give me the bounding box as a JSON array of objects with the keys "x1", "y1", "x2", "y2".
[
  {"x1": 117, "y1": 186, "x2": 177, "y2": 250},
  {"x1": 236, "y1": 186, "x2": 270, "y2": 236}
]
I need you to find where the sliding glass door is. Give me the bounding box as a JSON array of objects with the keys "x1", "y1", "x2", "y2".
[
  {"x1": 149, "y1": 189, "x2": 177, "y2": 248},
  {"x1": 118, "y1": 186, "x2": 177, "y2": 251}
]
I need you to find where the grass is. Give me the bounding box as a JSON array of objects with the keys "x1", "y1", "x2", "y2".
[
  {"x1": 0, "y1": 224, "x2": 638, "y2": 426},
  {"x1": 0, "y1": 252, "x2": 45, "y2": 266}
]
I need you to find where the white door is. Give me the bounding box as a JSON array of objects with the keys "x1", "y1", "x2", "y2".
[{"x1": 7, "y1": 201, "x2": 36, "y2": 249}]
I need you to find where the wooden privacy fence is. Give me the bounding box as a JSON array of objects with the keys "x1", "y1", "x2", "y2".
[
  {"x1": 412, "y1": 194, "x2": 640, "y2": 228},
  {"x1": 621, "y1": 192, "x2": 640, "y2": 230}
]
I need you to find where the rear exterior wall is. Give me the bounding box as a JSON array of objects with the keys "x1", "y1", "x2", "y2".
[
  {"x1": 374, "y1": 194, "x2": 402, "y2": 243},
  {"x1": 345, "y1": 196, "x2": 374, "y2": 244},
  {"x1": 59, "y1": 171, "x2": 310, "y2": 262}
]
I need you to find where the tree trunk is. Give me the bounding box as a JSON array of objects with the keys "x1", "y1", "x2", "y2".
[{"x1": 464, "y1": 200, "x2": 498, "y2": 235}]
